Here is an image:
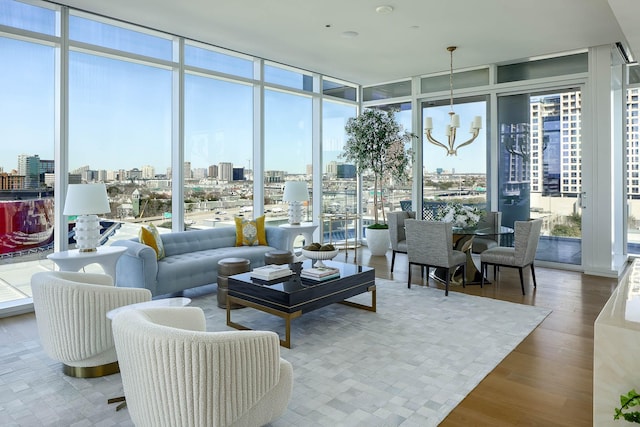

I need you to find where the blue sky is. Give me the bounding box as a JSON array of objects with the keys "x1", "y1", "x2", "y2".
[
  {"x1": 0, "y1": 7, "x2": 486, "y2": 177},
  {"x1": 422, "y1": 101, "x2": 487, "y2": 174}
]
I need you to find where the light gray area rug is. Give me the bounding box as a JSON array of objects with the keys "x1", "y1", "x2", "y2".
[{"x1": 0, "y1": 279, "x2": 550, "y2": 427}]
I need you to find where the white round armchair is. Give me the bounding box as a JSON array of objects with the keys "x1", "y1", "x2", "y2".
[
  {"x1": 30, "y1": 271, "x2": 152, "y2": 377},
  {"x1": 112, "y1": 306, "x2": 293, "y2": 427}
]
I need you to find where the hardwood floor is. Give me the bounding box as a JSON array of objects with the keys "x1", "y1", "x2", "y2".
[
  {"x1": 357, "y1": 248, "x2": 619, "y2": 427},
  {"x1": 1, "y1": 247, "x2": 621, "y2": 426}
]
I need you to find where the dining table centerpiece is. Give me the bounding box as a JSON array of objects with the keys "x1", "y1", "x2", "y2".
[{"x1": 436, "y1": 203, "x2": 481, "y2": 229}]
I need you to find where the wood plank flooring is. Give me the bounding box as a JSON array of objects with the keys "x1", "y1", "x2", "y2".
[{"x1": 356, "y1": 248, "x2": 619, "y2": 427}]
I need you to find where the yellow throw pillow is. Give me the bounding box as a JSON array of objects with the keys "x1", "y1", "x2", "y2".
[
  {"x1": 139, "y1": 223, "x2": 165, "y2": 260},
  {"x1": 235, "y1": 215, "x2": 267, "y2": 246}
]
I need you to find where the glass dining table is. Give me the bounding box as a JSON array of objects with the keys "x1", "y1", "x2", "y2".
[{"x1": 431, "y1": 225, "x2": 515, "y2": 286}]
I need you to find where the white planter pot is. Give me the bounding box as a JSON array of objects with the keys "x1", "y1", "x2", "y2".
[{"x1": 366, "y1": 227, "x2": 390, "y2": 256}]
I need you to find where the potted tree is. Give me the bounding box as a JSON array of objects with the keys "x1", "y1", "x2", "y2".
[{"x1": 342, "y1": 108, "x2": 414, "y2": 256}]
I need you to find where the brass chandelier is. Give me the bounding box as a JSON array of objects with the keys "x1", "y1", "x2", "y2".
[{"x1": 424, "y1": 46, "x2": 482, "y2": 156}]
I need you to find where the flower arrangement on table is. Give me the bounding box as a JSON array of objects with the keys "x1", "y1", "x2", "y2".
[{"x1": 435, "y1": 203, "x2": 481, "y2": 229}]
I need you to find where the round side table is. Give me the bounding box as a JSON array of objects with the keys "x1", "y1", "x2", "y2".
[
  {"x1": 278, "y1": 222, "x2": 318, "y2": 253},
  {"x1": 47, "y1": 246, "x2": 127, "y2": 279},
  {"x1": 217, "y1": 258, "x2": 250, "y2": 309},
  {"x1": 265, "y1": 250, "x2": 294, "y2": 265}
]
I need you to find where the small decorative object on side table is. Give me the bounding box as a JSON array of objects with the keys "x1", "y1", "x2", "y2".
[
  {"x1": 282, "y1": 181, "x2": 309, "y2": 225},
  {"x1": 63, "y1": 183, "x2": 111, "y2": 252}
]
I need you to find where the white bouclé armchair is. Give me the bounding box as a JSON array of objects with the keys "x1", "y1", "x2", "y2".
[
  {"x1": 111, "y1": 306, "x2": 293, "y2": 427},
  {"x1": 30, "y1": 271, "x2": 152, "y2": 377}
]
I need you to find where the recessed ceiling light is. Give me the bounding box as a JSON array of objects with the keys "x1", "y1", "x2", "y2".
[
  {"x1": 376, "y1": 5, "x2": 394, "y2": 14},
  {"x1": 341, "y1": 31, "x2": 359, "y2": 39}
]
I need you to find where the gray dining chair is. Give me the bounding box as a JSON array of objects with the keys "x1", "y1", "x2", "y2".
[
  {"x1": 480, "y1": 219, "x2": 543, "y2": 295},
  {"x1": 388, "y1": 210, "x2": 416, "y2": 272},
  {"x1": 472, "y1": 211, "x2": 502, "y2": 254},
  {"x1": 405, "y1": 219, "x2": 466, "y2": 296}
]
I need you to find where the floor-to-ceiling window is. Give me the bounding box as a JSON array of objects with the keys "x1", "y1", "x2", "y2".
[
  {"x1": 321, "y1": 99, "x2": 357, "y2": 246},
  {"x1": 361, "y1": 81, "x2": 414, "y2": 232},
  {"x1": 68, "y1": 11, "x2": 173, "y2": 247},
  {"x1": 626, "y1": 82, "x2": 640, "y2": 255},
  {"x1": 496, "y1": 53, "x2": 587, "y2": 266},
  {"x1": 0, "y1": 1, "x2": 57, "y2": 310},
  {"x1": 68, "y1": 52, "x2": 172, "y2": 222},
  {"x1": 416, "y1": 67, "x2": 490, "y2": 221},
  {"x1": 264, "y1": 79, "x2": 313, "y2": 247},
  {"x1": 373, "y1": 102, "x2": 413, "y2": 215},
  {"x1": 183, "y1": 76, "x2": 253, "y2": 228},
  {"x1": 421, "y1": 98, "x2": 487, "y2": 219},
  {"x1": 183, "y1": 43, "x2": 255, "y2": 229},
  {"x1": 497, "y1": 89, "x2": 583, "y2": 265}
]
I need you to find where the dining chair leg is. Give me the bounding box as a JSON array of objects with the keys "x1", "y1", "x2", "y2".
[
  {"x1": 461, "y1": 263, "x2": 466, "y2": 288},
  {"x1": 391, "y1": 251, "x2": 396, "y2": 272},
  {"x1": 480, "y1": 262, "x2": 486, "y2": 287},
  {"x1": 530, "y1": 263, "x2": 537, "y2": 288},
  {"x1": 444, "y1": 268, "x2": 450, "y2": 296},
  {"x1": 518, "y1": 267, "x2": 525, "y2": 295},
  {"x1": 407, "y1": 262, "x2": 412, "y2": 288},
  {"x1": 493, "y1": 265, "x2": 497, "y2": 279}
]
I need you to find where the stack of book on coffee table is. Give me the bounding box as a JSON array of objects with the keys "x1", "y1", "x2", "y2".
[
  {"x1": 250, "y1": 264, "x2": 293, "y2": 281},
  {"x1": 300, "y1": 266, "x2": 340, "y2": 281}
]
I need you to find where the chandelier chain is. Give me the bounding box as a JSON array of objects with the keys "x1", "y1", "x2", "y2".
[{"x1": 449, "y1": 46, "x2": 454, "y2": 114}]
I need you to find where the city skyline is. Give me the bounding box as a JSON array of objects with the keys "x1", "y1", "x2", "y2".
[{"x1": 2, "y1": 101, "x2": 488, "y2": 177}]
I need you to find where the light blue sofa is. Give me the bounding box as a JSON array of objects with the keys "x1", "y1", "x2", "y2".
[{"x1": 113, "y1": 226, "x2": 289, "y2": 297}]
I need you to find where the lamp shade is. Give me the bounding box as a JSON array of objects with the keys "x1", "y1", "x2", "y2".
[
  {"x1": 282, "y1": 181, "x2": 309, "y2": 202},
  {"x1": 63, "y1": 183, "x2": 111, "y2": 216}
]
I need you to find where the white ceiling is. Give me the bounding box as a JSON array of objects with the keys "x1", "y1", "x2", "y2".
[{"x1": 54, "y1": 0, "x2": 639, "y2": 86}]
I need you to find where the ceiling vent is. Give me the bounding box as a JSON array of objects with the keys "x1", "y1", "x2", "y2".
[{"x1": 616, "y1": 41, "x2": 636, "y2": 64}]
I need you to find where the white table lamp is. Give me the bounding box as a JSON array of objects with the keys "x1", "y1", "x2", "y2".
[
  {"x1": 63, "y1": 183, "x2": 111, "y2": 252},
  {"x1": 282, "y1": 181, "x2": 309, "y2": 225}
]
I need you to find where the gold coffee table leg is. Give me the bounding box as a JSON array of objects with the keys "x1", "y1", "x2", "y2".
[
  {"x1": 339, "y1": 285, "x2": 376, "y2": 312},
  {"x1": 226, "y1": 295, "x2": 302, "y2": 348}
]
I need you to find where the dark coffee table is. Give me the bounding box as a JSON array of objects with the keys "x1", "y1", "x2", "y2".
[{"x1": 226, "y1": 259, "x2": 375, "y2": 348}]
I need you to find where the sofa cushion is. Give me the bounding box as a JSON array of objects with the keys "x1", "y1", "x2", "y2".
[
  {"x1": 139, "y1": 224, "x2": 165, "y2": 260},
  {"x1": 235, "y1": 215, "x2": 267, "y2": 246},
  {"x1": 161, "y1": 227, "x2": 237, "y2": 257},
  {"x1": 155, "y1": 245, "x2": 277, "y2": 294}
]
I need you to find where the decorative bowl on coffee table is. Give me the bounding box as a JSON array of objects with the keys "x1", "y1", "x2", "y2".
[{"x1": 300, "y1": 249, "x2": 339, "y2": 267}]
